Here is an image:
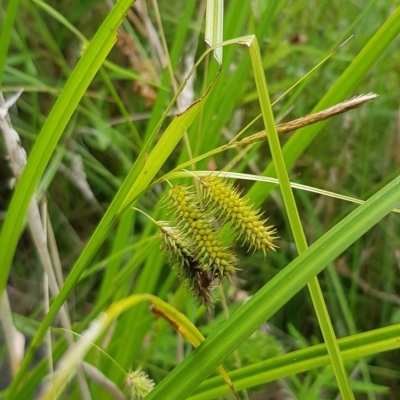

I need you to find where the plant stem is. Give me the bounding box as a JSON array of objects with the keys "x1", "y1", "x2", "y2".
[{"x1": 249, "y1": 36, "x2": 355, "y2": 399}]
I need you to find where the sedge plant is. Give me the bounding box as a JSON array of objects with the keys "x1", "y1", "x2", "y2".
[{"x1": 1, "y1": 1, "x2": 400, "y2": 400}]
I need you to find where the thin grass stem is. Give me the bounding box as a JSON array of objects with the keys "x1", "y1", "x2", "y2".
[{"x1": 248, "y1": 36, "x2": 355, "y2": 399}]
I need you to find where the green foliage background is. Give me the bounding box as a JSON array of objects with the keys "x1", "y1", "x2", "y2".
[{"x1": 0, "y1": 0, "x2": 399, "y2": 399}]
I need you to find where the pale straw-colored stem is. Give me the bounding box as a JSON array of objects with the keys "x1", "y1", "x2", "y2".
[
  {"x1": 0, "y1": 91, "x2": 91, "y2": 398},
  {"x1": 235, "y1": 93, "x2": 378, "y2": 147}
]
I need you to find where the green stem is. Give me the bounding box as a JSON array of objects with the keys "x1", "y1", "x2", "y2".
[
  {"x1": 249, "y1": 37, "x2": 354, "y2": 399},
  {"x1": 0, "y1": 0, "x2": 23, "y2": 87}
]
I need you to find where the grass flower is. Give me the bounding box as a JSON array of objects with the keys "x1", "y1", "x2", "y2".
[
  {"x1": 126, "y1": 368, "x2": 155, "y2": 400},
  {"x1": 159, "y1": 222, "x2": 217, "y2": 307},
  {"x1": 200, "y1": 175, "x2": 277, "y2": 255},
  {"x1": 159, "y1": 222, "x2": 195, "y2": 280},
  {"x1": 168, "y1": 185, "x2": 236, "y2": 279}
]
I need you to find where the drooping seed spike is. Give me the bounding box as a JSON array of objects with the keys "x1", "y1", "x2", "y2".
[
  {"x1": 200, "y1": 175, "x2": 278, "y2": 255},
  {"x1": 159, "y1": 222, "x2": 195, "y2": 277},
  {"x1": 159, "y1": 222, "x2": 216, "y2": 307},
  {"x1": 190, "y1": 269, "x2": 219, "y2": 309},
  {"x1": 168, "y1": 185, "x2": 237, "y2": 278}
]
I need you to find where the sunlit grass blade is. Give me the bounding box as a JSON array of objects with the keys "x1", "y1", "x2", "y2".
[
  {"x1": 162, "y1": 170, "x2": 400, "y2": 215},
  {"x1": 205, "y1": 0, "x2": 224, "y2": 63},
  {"x1": 0, "y1": 0, "x2": 22, "y2": 86}
]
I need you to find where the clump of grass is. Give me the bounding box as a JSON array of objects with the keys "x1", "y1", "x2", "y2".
[{"x1": 200, "y1": 175, "x2": 277, "y2": 255}]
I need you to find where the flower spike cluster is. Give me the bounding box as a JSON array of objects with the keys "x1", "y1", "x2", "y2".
[
  {"x1": 200, "y1": 175, "x2": 277, "y2": 255},
  {"x1": 125, "y1": 368, "x2": 155, "y2": 399},
  {"x1": 154, "y1": 175, "x2": 277, "y2": 307},
  {"x1": 168, "y1": 185, "x2": 236, "y2": 279},
  {"x1": 159, "y1": 222, "x2": 217, "y2": 307}
]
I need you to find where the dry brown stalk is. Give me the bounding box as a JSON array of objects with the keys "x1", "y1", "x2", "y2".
[{"x1": 235, "y1": 93, "x2": 378, "y2": 147}]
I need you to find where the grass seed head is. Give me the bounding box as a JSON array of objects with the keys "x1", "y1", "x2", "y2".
[
  {"x1": 160, "y1": 223, "x2": 194, "y2": 277},
  {"x1": 125, "y1": 368, "x2": 155, "y2": 399},
  {"x1": 168, "y1": 185, "x2": 237, "y2": 278},
  {"x1": 187, "y1": 267, "x2": 218, "y2": 308},
  {"x1": 159, "y1": 222, "x2": 217, "y2": 307},
  {"x1": 200, "y1": 175, "x2": 278, "y2": 255}
]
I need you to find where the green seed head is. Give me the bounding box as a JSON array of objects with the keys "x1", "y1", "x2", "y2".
[
  {"x1": 160, "y1": 223, "x2": 194, "y2": 273},
  {"x1": 168, "y1": 185, "x2": 236, "y2": 278},
  {"x1": 125, "y1": 368, "x2": 155, "y2": 399},
  {"x1": 159, "y1": 222, "x2": 216, "y2": 307},
  {"x1": 200, "y1": 175, "x2": 278, "y2": 255}
]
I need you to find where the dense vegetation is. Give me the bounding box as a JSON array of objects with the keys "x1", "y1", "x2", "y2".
[{"x1": 0, "y1": 0, "x2": 399, "y2": 399}]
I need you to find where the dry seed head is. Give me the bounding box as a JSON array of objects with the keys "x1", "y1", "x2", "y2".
[
  {"x1": 159, "y1": 222, "x2": 217, "y2": 307},
  {"x1": 168, "y1": 185, "x2": 236, "y2": 278},
  {"x1": 188, "y1": 268, "x2": 218, "y2": 308},
  {"x1": 200, "y1": 175, "x2": 277, "y2": 255}
]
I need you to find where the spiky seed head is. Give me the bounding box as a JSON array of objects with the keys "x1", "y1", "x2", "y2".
[
  {"x1": 168, "y1": 185, "x2": 237, "y2": 278},
  {"x1": 159, "y1": 222, "x2": 194, "y2": 273},
  {"x1": 200, "y1": 175, "x2": 278, "y2": 255},
  {"x1": 159, "y1": 222, "x2": 217, "y2": 307},
  {"x1": 188, "y1": 267, "x2": 218, "y2": 308},
  {"x1": 125, "y1": 368, "x2": 155, "y2": 399}
]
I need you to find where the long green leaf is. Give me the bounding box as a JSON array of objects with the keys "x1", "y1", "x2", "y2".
[
  {"x1": 0, "y1": 0, "x2": 137, "y2": 295},
  {"x1": 249, "y1": 36, "x2": 353, "y2": 397},
  {"x1": 189, "y1": 323, "x2": 400, "y2": 399},
  {"x1": 6, "y1": 63, "x2": 219, "y2": 400},
  {"x1": 205, "y1": 0, "x2": 224, "y2": 62},
  {"x1": 146, "y1": 173, "x2": 400, "y2": 399},
  {"x1": 0, "y1": 0, "x2": 23, "y2": 86}
]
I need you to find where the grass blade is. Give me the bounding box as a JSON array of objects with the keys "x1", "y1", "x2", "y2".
[
  {"x1": 0, "y1": 0, "x2": 22, "y2": 86},
  {"x1": 249, "y1": 36, "x2": 353, "y2": 398},
  {"x1": 205, "y1": 0, "x2": 224, "y2": 62},
  {"x1": 189, "y1": 323, "x2": 400, "y2": 399},
  {"x1": 248, "y1": 5, "x2": 400, "y2": 206},
  {"x1": 0, "y1": 0, "x2": 138, "y2": 295}
]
